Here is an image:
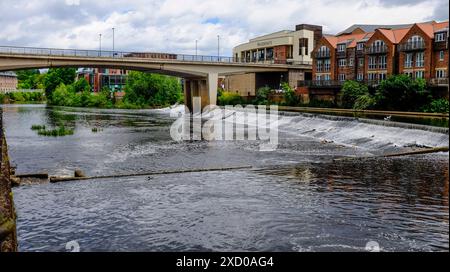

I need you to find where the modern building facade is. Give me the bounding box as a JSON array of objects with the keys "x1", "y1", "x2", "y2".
[
  {"x1": 77, "y1": 68, "x2": 128, "y2": 93},
  {"x1": 300, "y1": 21, "x2": 449, "y2": 102},
  {"x1": 225, "y1": 24, "x2": 322, "y2": 96},
  {"x1": 0, "y1": 72, "x2": 18, "y2": 92}
]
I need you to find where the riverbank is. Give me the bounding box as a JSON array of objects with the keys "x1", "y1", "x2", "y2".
[{"x1": 0, "y1": 108, "x2": 17, "y2": 252}]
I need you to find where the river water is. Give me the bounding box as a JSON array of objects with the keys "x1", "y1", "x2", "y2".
[{"x1": 3, "y1": 104, "x2": 449, "y2": 252}]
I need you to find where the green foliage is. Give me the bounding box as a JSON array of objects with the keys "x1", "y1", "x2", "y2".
[
  {"x1": 37, "y1": 126, "x2": 74, "y2": 137},
  {"x1": 341, "y1": 80, "x2": 369, "y2": 109},
  {"x1": 73, "y1": 78, "x2": 91, "y2": 93},
  {"x1": 421, "y1": 98, "x2": 449, "y2": 113},
  {"x1": 307, "y1": 99, "x2": 336, "y2": 108},
  {"x1": 254, "y1": 86, "x2": 272, "y2": 105},
  {"x1": 50, "y1": 83, "x2": 112, "y2": 108},
  {"x1": 16, "y1": 69, "x2": 44, "y2": 89},
  {"x1": 124, "y1": 72, "x2": 182, "y2": 107},
  {"x1": 375, "y1": 75, "x2": 430, "y2": 111},
  {"x1": 31, "y1": 125, "x2": 46, "y2": 130},
  {"x1": 353, "y1": 94, "x2": 377, "y2": 110},
  {"x1": 44, "y1": 68, "x2": 77, "y2": 101},
  {"x1": 217, "y1": 91, "x2": 244, "y2": 106},
  {"x1": 1, "y1": 91, "x2": 45, "y2": 103},
  {"x1": 281, "y1": 82, "x2": 300, "y2": 106}
]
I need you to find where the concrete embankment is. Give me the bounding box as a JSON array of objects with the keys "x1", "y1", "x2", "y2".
[{"x1": 0, "y1": 108, "x2": 17, "y2": 252}]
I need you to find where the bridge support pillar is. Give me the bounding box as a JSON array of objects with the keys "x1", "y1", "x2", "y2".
[{"x1": 183, "y1": 73, "x2": 218, "y2": 113}]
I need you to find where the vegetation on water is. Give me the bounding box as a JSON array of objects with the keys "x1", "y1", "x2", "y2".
[
  {"x1": 31, "y1": 125, "x2": 46, "y2": 130},
  {"x1": 31, "y1": 124, "x2": 74, "y2": 137}
]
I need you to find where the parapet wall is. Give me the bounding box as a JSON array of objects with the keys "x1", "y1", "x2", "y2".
[{"x1": 0, "y1": 108, "x2": 17, "y2": 252}]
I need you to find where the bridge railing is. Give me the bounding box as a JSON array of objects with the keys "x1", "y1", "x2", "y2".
[{"x1": 0, "y1": 45, "x2": 312, "y2": 66}]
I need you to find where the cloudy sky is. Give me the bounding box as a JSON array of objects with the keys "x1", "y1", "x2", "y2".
[{"x1": 0, "y1": 0, "x2": 448, "y2": 56}]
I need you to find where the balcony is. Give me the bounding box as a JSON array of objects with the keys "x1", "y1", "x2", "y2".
[
  {"x1": 398, "y1": 41, "x2": 426, "y2": 51},
  {"x1": 429, "y1": 78, "x2": 449, "y2": 86},
  {"x1": 314, "y1": 51, "x2": 330, "y2": 58},
  {"x1": 298, "y1": 80, "x2": 343, "y2": 88},
  {"x1": 433, "y1": 41, "x2": 448, "y2": 51},
  {"x1": 336, "y1": 51, "x2": 346, "y2": 58},
  {"x1": 366, "y1": 45, "x2": 388, "y2": 54}
]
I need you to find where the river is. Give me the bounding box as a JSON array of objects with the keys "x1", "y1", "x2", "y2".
[{"x1": 2, "y1": 104, "x2": 449, "y2": 252}]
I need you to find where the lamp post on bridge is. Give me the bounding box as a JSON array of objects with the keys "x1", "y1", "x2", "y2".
[
  {"x1": 112, "y1": 27, "x2": 115, "y2": 57},
  {"x1": 217, "y1": 35, "x2": 220, "y2": 62},
  {"x1": 99, "y1": 33, "x2": 102, "y2": 57},
  {"x1": 195, "y1": 39, "x2": 198, "y2": 60}
]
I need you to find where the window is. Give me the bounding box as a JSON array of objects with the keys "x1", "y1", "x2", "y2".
[
  {"x1": 359, "y1": 58, "x2": 364, "y2": 67},
  {"x1": 404, "y1": 72, "x2": 413, "y2": 78},
  {"x1": 416, "y1": 52, "x2": 424, "y2": 67},
  {"x1": 316, "y1": 75, "x2": 322, "y2": 81},
  {"x1": 324, "y1": 74, "x2": 331, "y2": 81},
  {"x1": 357, "y1": 73, "x2": 364, "y2": 81},
  {"x1": 357, "y1": 43, "x2": 364, "y2": 51},
  {"x1": 316, "y1": 60, "x2": 323, "y2": 72},
  {"x1": 415, "y1": 70, "x2": 424, "y2": 79},
  {"x1": 349, "y1": 58, "x2": 354, "y2": 67},
  {"x1": 379, "y1": 55, "x2": 387, "y2": 69},
  {"x1": 436, "y1": 70, "x2": 446, "y2": 78},
  {"x1": 379, "y1": 73, "x2": 387, "y2": 81},
  {"x1": 439, "y1": 51, "x2": 445, "y2": 61},
  {"x1": 339, "y1": 74, "x2": 346, "y2": 81},
  {"x1": 404, "y1": 53, "x2": 413, "y2": 68},
  {"x1": 324, "y1": 59, "x2": 331, "y2": 72},
  {"x1": 368, "y1": 56, "x2": 377, "y2": 69},
  {"x1": 368, "y1": 73, "x2": 377, "y2": 80},
  {"x1": 407, "y1": 35, "x2": 424, "y2": 48},
  {"x1": 339, "y1": 59, "x2": 347, "y2": 67},
  {"x1": 337, "y1": 43, "x2": 346, "y2": 52},
  {"x1": 435, "y1": 32, "x2": 446, "y2": 42},
  {"x1": 299, "y1": 38, "x2": 309, "y2": 56}
]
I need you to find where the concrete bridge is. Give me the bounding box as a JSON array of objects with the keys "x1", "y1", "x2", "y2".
[{"x1": 0, "y1": 46, "x2": 311, "y2": 111}]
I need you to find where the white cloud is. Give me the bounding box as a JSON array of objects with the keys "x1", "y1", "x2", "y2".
[{"x1": 0, "y1": 0, "x2": 447, "y2": 56}]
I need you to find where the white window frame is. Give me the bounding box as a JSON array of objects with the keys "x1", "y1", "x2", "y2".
[
  {"x1": 339, "y1": 59, "x2": 347, "y2": 67},
  {"x1": 405, "y1": 53, "x2": 413, "y2": 68},
  {"x1": 415, "y1": 70, "x2": 424, "y2": 79},
  {"x1": 359, "y1": 58, "x2": 364, "y2": 67},
  {"x1": 368, "y1": 56, "x2": 377, "y2": 69},
  {"x1": 337, "y1": 44, "x2": 346, "y2": 52},
  {"x1": 439, "y1": 51, "x2": 445, "y2": 61},
  {"x1": 436, "y1": 70, "x2": 446, "y2": 78},
  {"x1": 338, "y1": 74, "x2": 346, "y2": 81},
  {"x1": 435, "y1": 32, "x2": 445, "y2": 42},
  {"x1": 379, "y1": 55, "x2": 387, "y2": 69},
  {"x1": 324, "y1": 59, "x2": 330, "y2": 72},
  {"x1": 416, "y1": 52, "x2": 424, "y2": 67},
  {"x1": 357, "y1": 43, "x2": 364, "y2": 51}
]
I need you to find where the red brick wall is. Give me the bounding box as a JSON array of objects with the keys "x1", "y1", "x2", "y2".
[
  {"x1": 312, "y1": 38, "x2": 335, "y2": 80},
  {"x1": 365, "y1": 31, "x2": 396, "y2": 77}
]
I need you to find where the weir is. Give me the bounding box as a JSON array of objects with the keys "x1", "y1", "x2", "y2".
[{"x1": 0, "y1": 108, "x2": 17, "y2": 252}]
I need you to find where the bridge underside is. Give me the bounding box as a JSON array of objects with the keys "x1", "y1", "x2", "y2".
[{"x1": 0, "y1": 54, "x2": 291, "y2": 111}]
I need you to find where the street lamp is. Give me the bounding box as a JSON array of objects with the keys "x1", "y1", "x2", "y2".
[
  {"x1": 112, "y1": 27, "x2": 115, "y2": 57},
  {"x1": 195, "y1": 39, "x2": 198, "y2": 60},
  {"x1": 217, "y1": 35, "x2": 220, "y2": 62},
  {"x1": 99, "y1": 34, "x2": 102, "y2": 57}
]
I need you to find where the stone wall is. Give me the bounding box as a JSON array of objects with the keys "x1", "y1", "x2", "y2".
[{"x1": 0, "y1": 108, "x2": 17, "y2": 252}]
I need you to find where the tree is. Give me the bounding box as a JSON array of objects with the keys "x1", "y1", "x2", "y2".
[
  {"x1": 341, "y1": 80, "x2": 369, "y2": 109},
  {"x1": 73, "y1": 78, "x2": 91, "y2": 93},
  {"x1": 124, "y1": 71, "x2": 182, "y2": 107},
  {"x1": 282, "y1": 82, "x2": 300, "y2": 106},
  {"x1": 375, "y1": 75, "x2": 430, "y2": 111},
  {"x1": 254, "y1": 86, "x2": 272, "y2": 105},
  {"x1": 44, "y1": 68, "x2": 77, "y2": 100},
  {"x1": 16, "y1": 69, "x2": 42, "y2": 89}
]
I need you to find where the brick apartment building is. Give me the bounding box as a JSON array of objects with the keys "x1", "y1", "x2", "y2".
[
  {"x1": 0, "y1": 72, "x2": 18, "y2": 92},
  {"x1": 77, "y1": 68, "x2": 128, "y2": 96},
  {"x1": 300, "y1": 21, "x2": 449, "y2": 102}
]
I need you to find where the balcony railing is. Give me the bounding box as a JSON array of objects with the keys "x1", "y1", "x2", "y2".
[
  {"x1": 398, "y1": 41, "x2": 426, "y2": 51},
  {"x1": 298, "y1": 80, "x2": 343, "y2": 88},
  {"x1": 314, "y1": 51, "x2": 331, "y2": 58},
  {"x1": 429, "y1": 78, "x2": 449, "y2": 86},
  {"x1": 336, "y1": 51, "x2": 346, "y2": 58},
  {"x1": 366, "y1": 45, "x2": 388, "y2": 54}
]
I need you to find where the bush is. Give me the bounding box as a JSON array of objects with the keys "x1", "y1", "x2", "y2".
[
  {"x1": 307, "y1": 99, "x2": 336, "y2": 108},
  {"x1": 421, "y1": 98, "x2": 449, "y2": 113},
  {"x1": 254, "y1": 86, "x2": 272, "y2": 105},
  {"x1": 218, "y1": 91, "x2": 244, "y2": 106},
  {"x1": 353, "y1": 94, "x2": 377, "y2": 110},
  {"x1": 375, "y1": 75, "x2": 430, "y2": 111},
  {"x1": 341, "y1": 80, "x2": 369, "y2": 109},
  {"x1": 282, "y1": 82, "x2": 300, "y2": 106}
]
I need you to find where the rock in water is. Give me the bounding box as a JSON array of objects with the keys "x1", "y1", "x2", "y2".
[{"x1": 74, "y1": 169, "x2": 86, "y2": 178}]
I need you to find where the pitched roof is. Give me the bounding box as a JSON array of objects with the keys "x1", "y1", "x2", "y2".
[
  {"x1": 323, "y1": 32, "x2": 373, "y2": 48},
  {"x1": 376, "y1": 27, "x2": 410, "y2": 44},
  {"x1": 337, "y1": 23, "x2": 422, "y2": 36}
]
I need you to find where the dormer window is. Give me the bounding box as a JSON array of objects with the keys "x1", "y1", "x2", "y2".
[
  {"x1": 337, "y1": 44, "x2": 346, "y2": 52},
  {"x1": 435, "y1": 32, "x2": 446, "y2": 42}
]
